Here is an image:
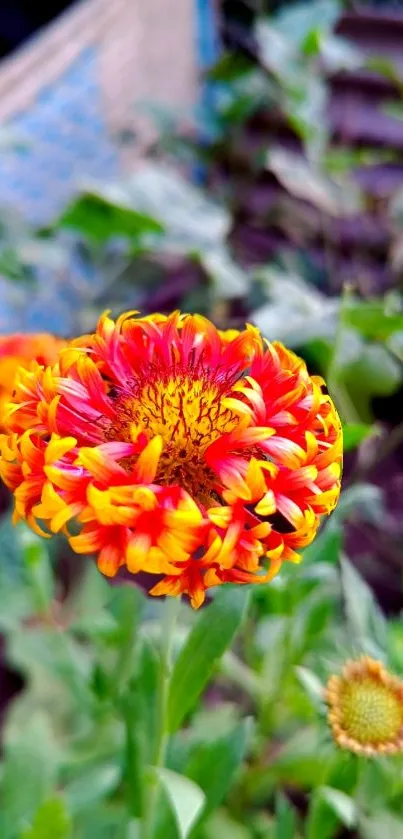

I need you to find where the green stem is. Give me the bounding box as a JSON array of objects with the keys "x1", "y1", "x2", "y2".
[{"x1": 141, "y1": 596, "x2": 181, "y2": 839}]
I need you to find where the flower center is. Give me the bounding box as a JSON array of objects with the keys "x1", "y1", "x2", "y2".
[
  {"x1": 340, "y1": 677, "x2": 403, "y2": 745},
  {"x1": 107, "y1": 373, "x2": 240, "y2": 504}
]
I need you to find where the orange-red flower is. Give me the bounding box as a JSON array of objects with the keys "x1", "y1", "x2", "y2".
[
  {"x1": 0, "y1": 312, "x2": 342, "y2": 607},
  {"x1": 0, "y1": 333, "x2": 64, "y2": 430}
]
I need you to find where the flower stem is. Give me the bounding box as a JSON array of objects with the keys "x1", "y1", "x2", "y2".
[{"x1": 141, "y1": 596, "x2": 180, "y2": 839}]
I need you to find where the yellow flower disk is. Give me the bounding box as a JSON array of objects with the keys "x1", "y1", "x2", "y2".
[{"x1": 326, "y1": 656, "x2": 403, "y2": 757}]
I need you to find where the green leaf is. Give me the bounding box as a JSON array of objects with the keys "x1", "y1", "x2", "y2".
[
  {"x1": 252, "y1": 269, "x2": 339, "y2": 348},
  {"x1": 0, "y1": 713, "x2": 60, "y2": 839},
  {"x1": 199, "y1": 247, "x2": 249, "y2": 298},
  {"x1": 68, "y1": 561, "x2": 116, "y2": 637},
  {"x1": 270, "y1": 727, "x2": 337, "y2": 790},
  {"x1": 319, "y1": 787, "x2": 357, "y2": 828},
  {"x1": 20, "y1": 527, "x2": 54, "y2": 612},
  {"x1": 388, "y1": 620, "x2": 403, "y2": 673},
  {"x1": 343, "y1": 345, "x2": 402, "y2": 413},
  {"x1": 334, "y1": 483, "x2": 384, "y2": 525},
  {"x1": 360, "y1": 812, "x2": 403, "y2": 839},
  {"x1": 266, "y1": 148, "x2": 344, "y2": 215},
  {"x1": 275, "y1": 792, "x2": 297, "y2": 839},
  {"x1": 188, "y1": 703, "x2": 241, "y2": 744},
  {"x1": 167, "y1": 586, "x2": 249, "y2": 731},
  {"x1": 301, "y1": 520, "x2": 342, "y2": 567},
  {"x1": 295, "y1": 667, "x2": 325, "y2": 711},
  {"x1": 126, "y1": 163, "x2": 230, "y2": 253},
  {"x1": 154, "y1": 768, "x2": 205, "y2": 839},
  {"x1": 257, "y1": 615, "x2": 290, "y2": 697},
  {"x1": 121, "y1": 638, "x2": 160, "y2": 818},
  {"x1": 320, "y1": 34, "x2": 362, "y2": 73},
  {"x1": 7, "y1": 625, "x2": 93, "y2": 711},
  {"x1": 19, "y1": 799, "x2": 71, "y2": 839},
  {"x1": 185, "y1": 719, "x2": 250, "y2": 822},
  {"x1": 203, "y1": 810, "x2": 252, "y2": 839},
  {"x1": 55, "y1": 190, "x2": 164, "y2": 243},
  {"x1": 71, "y1": 805, "x2": 131, "y2": 839},
  {"x1": 0, "y1": 515, "x2": 24, "y2": 581},
  {"x1": 342, "y1": 423, "x2": 373, "y2": 452},
  {"x1": 340, "y1": 556, "x2": 388, "y2": 656},
  {"x1": 0, "y1": 518, "x2": 33, "y2": 631},
  {"x1": 274, "y1": 0, "x2": 340, "y2": 44},
  {"x1": 206, "y1": 52, "x2": 253, "y2": 82},
  {"x1": 0, "y1": 246, "x2": 32, "y2": 281},
  {"x1": 365, "y1": 56, "x2": 402, "y2": 85},
  {"x1": 64, "y1": 763, "x2": 120, "y2": 815},
  {"x1": 302, "y1": 28, "x2": 322, "y2": 57},
  {"x1": 343, "y1": 300, "x2": 403, "y2": 340},
  {"x1": 306, "y1": 788, "x2": 341, "y2": 839},
  {"x1": 290, "y1": 589, "x2": 335, "y2": 657}
]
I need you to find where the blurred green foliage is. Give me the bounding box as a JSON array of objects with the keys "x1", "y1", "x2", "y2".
[{"x1": 1, "y1": 493, "x2": 403, "y2": 838}]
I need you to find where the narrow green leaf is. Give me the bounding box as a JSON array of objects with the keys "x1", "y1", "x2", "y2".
[
  {"x1": 167, "y1": 586, "x2": 249, "y2": 731},
  {"x1": 20, "y1": 526, "x2": 54, "y2": 612},
  {"x1": 271, "y1": 727, "x2": 336, "y2": 790},
  {"x1": 343, "y1": 300, "x2": 403, "y2": 340},
  {"x1": 366, "y1": 56, "x2": 401, "y2": 84},
  {"x1": 266, "y1": 148, "x2": 342, "y2": 215},
  {"x1": 320, "y1": 787, "x2": 357, "y2": 829},
  {"x1": 64, "y1": 764, "x2": 120, "y2": 815},
  {"x1": 203, "y1": 810, "x2": 252, "y2": 839},
  {"x1": 360, "y1": 811, "x2": 403, "y2": 839},
  {"x1": 70, "y1": 805, "x2": 130, "y2": 839},
  {"x1": 302, "y1": 28, "x2": 322, "y2": 57},
  {"x1": 340, "y1": 556, "x2": 388, "y2": 656},
  {"x1": 0, "y1": 515, "x2": 24, "y2": 581},
  {"x1": 121, "y1": 638, "x2": 160, "y2": 818},
  {"x1": 1, "y1": 713, "x2": 59, "y2": 839},
  {"x1": 342, "y1": 423, "x2": 373, "y2": 452},
  {"x1": 343, "y1": 345, "x2": 402, "y2": 411},
  {"x1": 185, "y1": 719, "x2": 250, "y2": 822},
  {"x1": 306, "y1": 788, "x2": 341, "y2": 839},
  {"x1": 334, "y1": 483, "x2": 384, "y2": 525},
  {"x1": 0, "y1": 518, "x2": 32, "y2": 631},
  {"x1": 19, "y1": 799, "x2": 71, "y2": 839},
  {"x1": 275, "y1": 792, "x2": 298, "y2": 839},
  {"x1": 154, "y1": 768, "x2": 205, "y2": 839},
  {"x1": 301, "y1": 521, "x2": 341, "y2": 566},
  {"x1": 68, "y1": 562, "x2": 114, "y2": 636},
  {"x1": 205, "y1": 52, "x2": 253, "y2": 82},
  {"x1": 8, "y1": 625, "x2": 93, "y2": 711},
  {"x1": 295, "y1": 667, "x2": 325, "y2": 711},
  {"x1": 55, "y1": 191, "x2": 164, "y2": 243}
]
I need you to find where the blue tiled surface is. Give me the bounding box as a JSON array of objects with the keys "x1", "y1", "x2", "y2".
[
  {"x1": 0, "y1": 47, "x2": 118, "y2": 224},
  {"x1": 0, "y1": 46, "x2": 119, "y2": 333}
]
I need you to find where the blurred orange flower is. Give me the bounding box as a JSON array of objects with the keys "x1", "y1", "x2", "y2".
[
  {"x1": 0, "y1": 333, "x2": 64, "y2": 430},
  {"x1": 326, "y1": 656, "x2": 403, "y2": 756},
  {"x1": 0, "y1": 311, "x2": 342, "y2": 607}
]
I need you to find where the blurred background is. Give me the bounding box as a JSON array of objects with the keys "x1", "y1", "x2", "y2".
[{"x1": 1, "y1": 1, "x2": 403, "y2": 836}]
